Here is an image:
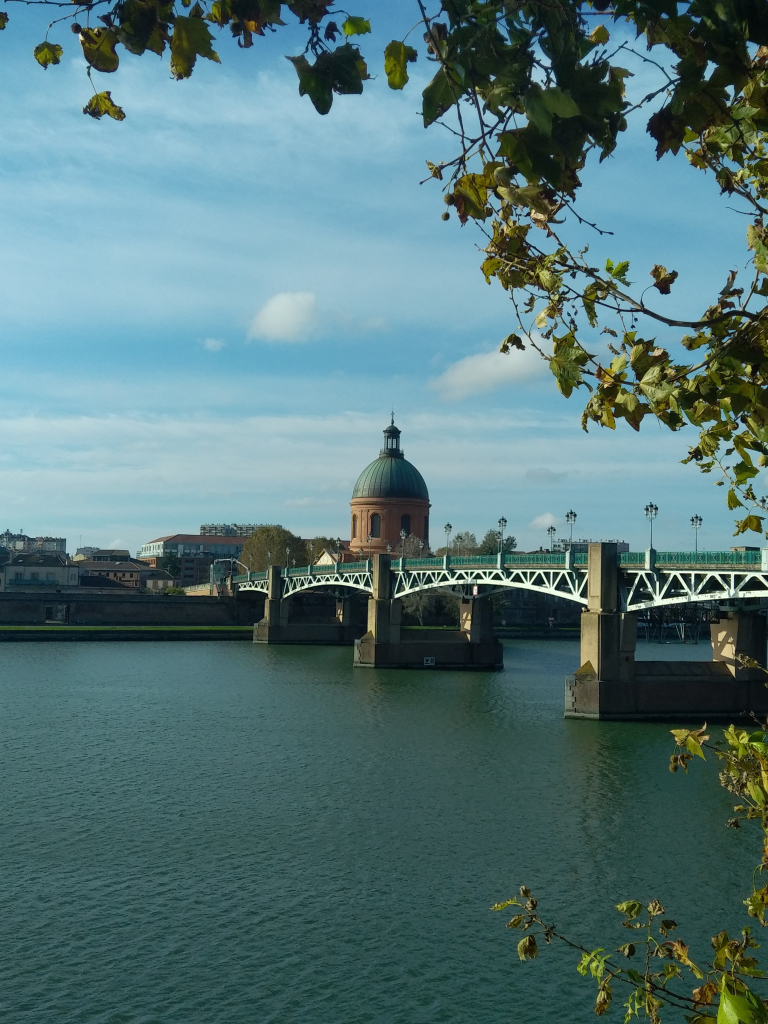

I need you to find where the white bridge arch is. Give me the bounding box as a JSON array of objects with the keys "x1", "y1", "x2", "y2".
[{"x1": 234, "y1": 551, "x2": 768, "y2": 611}]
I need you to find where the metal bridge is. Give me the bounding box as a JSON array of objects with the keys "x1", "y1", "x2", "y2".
[{"x1": 234, "y1": 549, "x2": 768, "y2": 611}]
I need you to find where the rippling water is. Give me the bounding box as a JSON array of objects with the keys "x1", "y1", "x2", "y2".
[{"x1": 0, "y1": 640, "x2": 756, "y2": 1023}]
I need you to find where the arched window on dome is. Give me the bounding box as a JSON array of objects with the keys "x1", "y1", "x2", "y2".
[
  {"x1": 370, "y1": 513, "x2": 381, "y2": 538},
  {"x1": 400, "y1": 514, "x2": 411, "y2": 535},
  {"x1": 352, "y1": 514, "x2": 357, "y2": 539}
]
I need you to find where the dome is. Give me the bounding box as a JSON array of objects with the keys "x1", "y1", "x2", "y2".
[{"x1": 352, "y1": 455, "x2": 429, "y2": 501}]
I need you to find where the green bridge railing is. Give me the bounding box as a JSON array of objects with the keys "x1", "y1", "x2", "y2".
[{"x1": 230, "y1": 550, "x2": 764, "y2": 584}]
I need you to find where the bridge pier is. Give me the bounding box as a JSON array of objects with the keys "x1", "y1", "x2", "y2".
[
  {"x1": 566, "y1": 544, "x2": 768, "y2": 720},
  {"x1": 254, "y1": 566, "x2": 363, "y2": 645},
  {"x1": 354, "y1": 555, "x2": 502, "y2": 670}
]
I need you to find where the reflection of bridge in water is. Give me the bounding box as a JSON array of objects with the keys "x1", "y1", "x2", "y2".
[{"x1": 234, "y1": 544, "x2": 768, "y2": 722}]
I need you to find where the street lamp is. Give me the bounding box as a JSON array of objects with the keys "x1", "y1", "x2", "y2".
[
  {"x1": 400, "y1": 527, "x2": 407, "y2": 561},
  {"x1": 444, "y1": 522, "x2": 452, "y2": 555},
  {"x1": 367, "y1": 533, "x2": 372, "y2": 560},
  {"x1": 565, "y1": 509, "x2": 577, "y2": 549},
  {"x1": 285, "y1": 546, "x2": 290, "y2": 569},
  {"x1": 690, "y1": 514, "x2": 702, "y2": 553},
  {"x1": 644, "y1": 502, "x2": 658, "y2": 549},
  {"x1": 547, "y1": 524, "x2": 556, "y2": 551},
  {"x1": 498, "y1": 516, "x2": 507, "y2": 555}
]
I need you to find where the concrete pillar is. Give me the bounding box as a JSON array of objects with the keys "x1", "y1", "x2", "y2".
[
  {"x1": 459, "y1": 597, "x2": 494, "y2": 644},
  {"x1": 366, "y1": 554, "x2": 402, "y2": 645},
  {"x1": 711, "y1": 612, "x2": 767, "y2": 680},
  {"x1": 264, "y1": 564, "x2": 283, "y2": 627}
]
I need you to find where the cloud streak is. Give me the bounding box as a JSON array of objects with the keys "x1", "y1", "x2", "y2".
[
  {"x1": 431, "y1": 345, "x2": 548, "y2": 399},
  {"x1": 248, "y1": 292, "x2": 318, "y2": 342}
]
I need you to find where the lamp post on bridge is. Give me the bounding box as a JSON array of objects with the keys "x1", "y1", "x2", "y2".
[
  {"x1": 644, "y1": 502, "x2": 658, "y2": 549},
  {"x1": 400, "y1": 528, "x2": 407, "y2": 563},
  {"x1": 565, "y1": 509, "x2": 577, "y2": 549},
  {"x1": 367, "y1": 533, "x2": 372, "y2": 561},
  {"x1": 547, "y1": 525, "x2": 556, "y2": 552},
  {"x1": 497, "y1": 516, "x2": 507, "y2": 557},
  {"x1": 444, "y1": 522, "x2": 452, "y2": 556},
  {"x1": 691, "y1": 514, "x2": 702, "y2": 553}
]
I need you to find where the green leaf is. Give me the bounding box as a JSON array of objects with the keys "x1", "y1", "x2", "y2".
[
  {"x1": 650, "y1": 264, "x2": 678, "y2": 294},
  {"x1": 287, "y1": 54, "x2": 333, "y2": 114},
  {"x1": 589, "y1": 24, "x2": 609, "y2": 44},
  {"x1": 541, "y1": 86, "x2": 580, "y2": 119},
  {"x1": 384, "y1": 39, "x2": 416, "y2": 90},
  {"x1": 79, "y1": 28, "x2": 119, "y2": 73},
  {"x1": 524, "y1": 84, "x2": 552, "y2": 135},
  {"x1": 616, "y1": 900, "x2": 644, "y2": 919},
  {"x1": 422, "y1": 67, "x2": 459, "y2": 126},
  {"x1": 116, "y1": 0, "x2": 171, "y2": 56},
  {"x1": 82, "y1": 90, "x2": 126, "y2": 121},
  {"x1": 517, "y1": 934, "x2": 537, "y2": 961},
  {"x1": 718, "y1": 982, "x2": 768, "y2": 1024},
  {"x1": 727, "y1": 488, "x2": 745, "y2": 510},
  {"x1": 170, "y1": 15, "x2": 220, "y2": 79},
  {"x1": 342, "y1": 16, "x2": 370, "y2": 36},
  {"x1": 33, "y1": 41, "x2": 62, "y2": 69},
  {"x1": 0, "y1": 12, "x2": 9, "y2": 30},
  {"x1": 747, "y1": 224, "x2": 768, "y2": 274},
  {"x1": 734, "y1": 514, "x2": 765, "y2": 535}
]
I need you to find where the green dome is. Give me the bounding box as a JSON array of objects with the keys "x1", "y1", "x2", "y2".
[
  {"x1": 352, "y1": 419, "x2": 429, "y2": 501},
  {"x1": 352, "y1": 455, "x2": 429, "y2": 501}
]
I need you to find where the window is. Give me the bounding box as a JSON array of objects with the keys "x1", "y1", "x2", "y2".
[
  {"x1": 30, "y1": 573, "x2": 38, "y2": 581},
  {"x1": 14, "y1": 572, "x2": 22, "y2": 580},
  {"x1": 370, "y1": 513, "x2": 381, "y2": 538},
  {"x1": 400, "y1": 514, "x2": 411, "y2": 536},
  {"x1": 352, "y1": 514, "x2": 357, "y2": 539}
]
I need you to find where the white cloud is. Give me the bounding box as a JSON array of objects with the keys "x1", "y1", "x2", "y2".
[
  {"x1": 203, "y1": 338, "x2": 225, "y2": 352},
  {"x1": 430, "y1": 345, "x2": 548, "y2": 399},
  {"x1": 248, "y1": 292, "x2": 318, "y2": 343},
  {"x1": 530, "y1": 512, "x2": 559, "y2": 530}
]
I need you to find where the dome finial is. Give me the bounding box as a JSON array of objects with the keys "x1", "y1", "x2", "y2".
[{"x1": 382, "y1": 415, "x2": 402, "y2": 456}]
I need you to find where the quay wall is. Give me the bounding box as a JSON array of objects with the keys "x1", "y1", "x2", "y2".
[{"x1": 0, "y1": 592, "x2": 265, "y2": 626}]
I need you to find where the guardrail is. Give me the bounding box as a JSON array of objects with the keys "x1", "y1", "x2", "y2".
[{"x1": 231, "y1": 550, "x2": 766, "y2": 584}]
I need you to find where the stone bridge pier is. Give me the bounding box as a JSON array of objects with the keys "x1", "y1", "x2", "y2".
[
  {"x1": 353, "y1": 554, "x2": 502, "y2": 670},
  {"x1": 566, "y1": 543, "x2": 768, "y2": 720},
  {"x1": 254, "y1": 565, "x2": 364, "y2": 645}
]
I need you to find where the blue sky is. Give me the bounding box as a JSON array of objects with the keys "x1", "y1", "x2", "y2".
[{"x1": 0, "y1": 3, "x2": 755, "y2": 554}]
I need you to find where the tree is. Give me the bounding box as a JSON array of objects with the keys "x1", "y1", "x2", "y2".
[
  {"x1": 478, "y1": 530, "x2": 517, "y2": 555},
  {"x1": 240, "y1": 525, "x2": 307, "y2": 571},
  {"x1": 11, "y1": 1, "x2": 768, "y2": 529},
  {"x1": 495, "y1": 723, "x2": 768, "y2": 1022},
  {"x1": 452, "y1": 531, "x2": 478, "y2": 556},
  {"x1": 159, "y1": 552, "x2": 181, "y2": 578},
  {"x1": 307, "y1": 537, "x2": 341, "y2": 562}
]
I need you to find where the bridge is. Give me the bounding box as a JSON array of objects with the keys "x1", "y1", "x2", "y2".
[
  {"x1": 233, "y1": 544, "x2": 768, "y2": 722},
  {"x1": 234, "y1": 548, "x2": 768, "y2": 611}
]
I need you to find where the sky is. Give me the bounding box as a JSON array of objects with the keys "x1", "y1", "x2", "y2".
[{"x1": 0, "y1": 3, "x2": 757, "y2": 554}]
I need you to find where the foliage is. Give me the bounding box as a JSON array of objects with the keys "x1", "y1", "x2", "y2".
[
  {"x1": 162, "y1": 585, "x2": 187, "y2": 594},
  {"x1": 159, "y1": 552, "x2": 181, "y2": 577},
  {"x1": 240, "y1": 524, "x2": 307, "y2": 571},
  {"x1": 478, "y1": 530, "x2": 518, "y2": 555},
  {"x1": 307, "y1": 536, "x2": 341, "y2": 562},
  {"x1": 493, "y1": 723, "x2": 768, "y2": 1021},
  {"x1": 451, "y1": 530, "x2": 478, "y2": 555},
  {"x1": 13, "y1": 0, "x2": 768, "y2": 527}
]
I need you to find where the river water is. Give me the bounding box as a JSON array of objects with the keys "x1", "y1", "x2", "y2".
[{"x1": 0, "y1": 640, "x2": 758, "y2": 1023}]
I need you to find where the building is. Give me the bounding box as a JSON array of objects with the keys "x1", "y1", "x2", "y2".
[
  {"x1": 551, "y1": 538, "x2": 629, "y2": 553},
  {"x1": 0, "y1": 531, "x2": 67, "y2": 555},
  {"x1": 350, "y1": 419, "x2": 430, "y2": 557},
  {"x1": 143, "y1": 569, "x2": 176, "y2": 592},
  {"x1": 199, "y1": 524, "x2": 261, "y2": 537},
  {"x1": 76, "y1": 560, "x2": 150, "y2": 589},
  {"x1": 72, "y1": 548, "x2": 131, "y2": 562},
  {"x1": 137, "y1": 534, "x2": 248, "y2": 586},
  {"x1": 1, "y1": 553, "x2": 79, "y2": 592}
]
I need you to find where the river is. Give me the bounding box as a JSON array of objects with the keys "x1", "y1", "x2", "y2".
[{"x1": 0, "y1": 640, "x2": 757, "y2": 1022}]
